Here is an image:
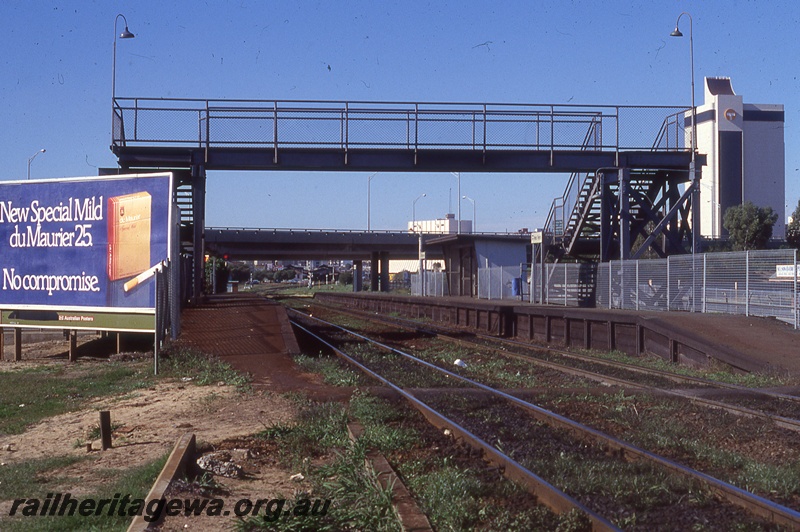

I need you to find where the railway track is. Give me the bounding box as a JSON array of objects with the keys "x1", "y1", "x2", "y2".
[
  {"x1": 305, "y1": 299, "x2": 800, "y2": 432},
  {"x1": 287, "y1": 307, "x2": 800, "y2": 530}
]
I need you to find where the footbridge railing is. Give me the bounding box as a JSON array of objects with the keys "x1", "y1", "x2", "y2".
[{"x1": 112, "y1": 98, "x2": 690, "y2": 156}]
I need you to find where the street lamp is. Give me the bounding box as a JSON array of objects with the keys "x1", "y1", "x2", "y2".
[
  {"x1": 412, "y1": 193, "x2": 427, "y2": 296},
  {"x1": 112, "y1": 14, "x2": 135, "y2": 131},
  {"x1": 450, "y1": 172, "x2": 461, "y2": 234},
  {"x1": 670, "y1": 11, "x2": 698, "y2": 254},
  {"x1": 367, "y1": 172, "x2": 378, "y2": 232},
  {"x1": 412, "y1": 193, "x2": 427, "y2": 232},
  {"x1": 27, "y1": 149, "x2": 46, "y2": 180},
  {"x1": 462, "y1": 195, "x2": 476, "y2": 233}
]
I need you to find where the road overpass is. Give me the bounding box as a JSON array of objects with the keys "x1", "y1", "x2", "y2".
[{"x1": 204, "y1": 228, "x2": 439, "y2": 261}]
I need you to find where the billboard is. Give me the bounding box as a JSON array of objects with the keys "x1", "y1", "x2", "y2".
[{"x1": 0, "y1": 173, "x2": 174, "y2": 331}]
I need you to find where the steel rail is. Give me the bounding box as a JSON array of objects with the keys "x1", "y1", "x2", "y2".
[
  {"x1": 288, "y1": 318, "x2": 620, "y2": 531},
  {"x1": 311, "y1": 301, "x2": 800, "y2": 431},
  {"x1": 480, "y1": 332, "x2": 800, "y2": 404},
  {"x1": 289, "y1": 308, "x2": 800, "y2": 527}
]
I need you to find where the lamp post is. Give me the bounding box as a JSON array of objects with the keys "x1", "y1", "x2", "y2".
[
  {"x1": 413, "y1": 193, "x2": 427, "y2": 296},
  {"x1": 671, "y1": 11, "x2": 699, "y2": 313},
  {"x1": 412, "y1": 193, "x2": 427, "y2": 232},
  {"x1": 670, "y1": 11, "x2": 698, "y2": 254},
  {"x1": 112, "y1": 14, "x2": 135, "y2": 132},
  {"x1": 367, "y1": 172, "x2": 378, "y2": 232},
  {"x1": 450, "y1": 172, "x2": 461, "y2": 234},
  {"x1": 27, "y1": 149, "x2": 46, "y2": 180},
  {"x1": 462, "y1": 195, "x2": 476, "y2": 233}
]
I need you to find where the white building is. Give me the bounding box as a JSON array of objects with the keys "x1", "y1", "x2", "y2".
[
  {"x1": 408, "y1": 213, "x2": 472, "y2": 234},
  {"x1": 690, "y1": 77, "x2": 785, "y2": 239}
]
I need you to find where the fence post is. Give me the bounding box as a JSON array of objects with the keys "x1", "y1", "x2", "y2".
[
  {"x1": 564, "y1": 263, "x2": 568, "y2": 307},
  {"x1": 745, "y1": 250, "x2": 750, "y2": 317},
  {"x1": 635, "y1": 260, "x2": 640, "y2": 311},
  {"x1": 500, "y1": 266, "x2": 504, "y2": 300},
  {"x1": 794, "y1": 249, "x2": 798, "y2": 330},
  {"x1": 666, "y1": 256, "x2": 671, "y2": 311},
  {"x1": 608, "y1": 262, "x2": 612, "y2": 309},
  {"x1": 529, "y1": 262, "x2": 534, "y2": 304},
  {"x1": 702, "y1": 253, "x2": 707, "y2": 314},
  {"x1": 487, "y1": 259, "x2": 492, "y2": 300}
]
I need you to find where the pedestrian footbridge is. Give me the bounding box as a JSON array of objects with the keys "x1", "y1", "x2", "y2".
[{"x1": 109, "y1": 97, "x2": 702, "y2": 301}]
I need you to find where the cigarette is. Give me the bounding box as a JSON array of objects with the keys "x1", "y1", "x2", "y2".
[{"x1": 123, "y1": 263, "x2": 161, "y2": 292}]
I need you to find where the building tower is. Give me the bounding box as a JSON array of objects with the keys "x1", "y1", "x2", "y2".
[{"x1": 692, "y1": 77, "x2": 785, "y2": 239}]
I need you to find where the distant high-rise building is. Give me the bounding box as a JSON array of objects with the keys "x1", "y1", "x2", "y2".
[{"x1": 689, "y1": 77, "x2": 785, "y2": 239}]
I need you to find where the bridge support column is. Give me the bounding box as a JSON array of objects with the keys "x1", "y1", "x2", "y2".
[
  {"x1": 379, "y1": 252, "x2": 390, "y2": 292},
  {"x1": 191, "y1": 165, "x2": 206, "y2": 304},
  {"x1": 600, "y1": 171, "x2": 614, "y2": 262},
  {"x1": 353, "y1": 260, "x2": 363, "y2": 292},
  {"x1": 370, "y1": 252, "x2": 379, "y2": 291}
]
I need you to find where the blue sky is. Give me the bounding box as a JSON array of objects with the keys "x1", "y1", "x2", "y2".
[{"x1": 2, "y1": 1, "x2": 798, "y2": 232}]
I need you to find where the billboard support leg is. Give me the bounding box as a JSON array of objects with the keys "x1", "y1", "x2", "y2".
[{"x1": 14, "y1": 328, "x2": 21, "y2": 362}]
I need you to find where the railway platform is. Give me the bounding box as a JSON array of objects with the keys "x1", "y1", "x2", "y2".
[
  {"x1": 314, "y1": 292, "x2": 800, "y2": 375},
  {"x1": 177, "y1": 295, "x2": 304, "y2": 388}
]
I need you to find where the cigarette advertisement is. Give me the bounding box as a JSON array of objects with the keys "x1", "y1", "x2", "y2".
[{"x1": 0, "y1": 173, "x2": 173, "y2": 330}]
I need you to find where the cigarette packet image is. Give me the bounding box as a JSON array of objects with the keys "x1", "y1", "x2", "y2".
[{"x1": 107, "y1": 192, "x2": 152, "y2": 281}]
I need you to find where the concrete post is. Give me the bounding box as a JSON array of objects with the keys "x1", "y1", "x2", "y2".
[
  {"x1": 370, "y1": 252, "x2": 379, "y2": 291},
  {"x1": 354, "y1": 260, "x2": 363, "y2": 292},
  {"x1": 379, "y1": 252, "x2": 390, "y2": 292}
]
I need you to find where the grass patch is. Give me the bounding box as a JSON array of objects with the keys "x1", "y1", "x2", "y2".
[
  {"x1": 158, "y1": 344, "x2": 251, "y2": 391},
  {"x1": 257, "y1": 398, "x2": 350, "y2": 468},
  {"x1": 239, "y1": 441, "x2": 398, "y2": 532},
  {"x1": 293, "y1": 353, "x2": 365, "y2": 387},
  {"x1": 249, "y1": 393, "x2": 401, "y2": 531},
  {"x1": 0, "y1": 455, "x2": 89, "y2": 500},
  {"x1": 549, "y1": 390, "x2": 800, "y2": 502},
  {"x1": 0, "y1": 343, "x2": 251, "y2": 436},
  {"x1": 0, "y1": 362, "x2": 155, "y2": 436},
  {"x1": 588, "y1": 349, "x2": 797, "y2": 388},
  {"x1": 4, "y1": 452, "x2": 169, "y2": 532}
]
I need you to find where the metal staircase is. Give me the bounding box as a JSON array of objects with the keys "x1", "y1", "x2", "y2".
[{"x1": 541, "y1": 110, "x2": 694, "y2": 262}]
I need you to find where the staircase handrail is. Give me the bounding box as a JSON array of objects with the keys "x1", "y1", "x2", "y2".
[{"x1": 542, "y1": 114, "x2": 603, "y2": 239}]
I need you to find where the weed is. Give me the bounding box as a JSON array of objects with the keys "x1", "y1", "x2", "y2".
[
  {"x1": 158, "y1": 344, "x2": 251, "y2": 391},
  {"x1": 293, "y1": 353, "x2": 364, "y2": 387},
  {"x1": 408, "y1": 466, "x2": 484, "y2": 530},
  {"x1": 256, "y1": 401, "x2": 349, "y2": 468},
  {"x1": 87, "y1": 421, "x2": 124, "y2": 441}
]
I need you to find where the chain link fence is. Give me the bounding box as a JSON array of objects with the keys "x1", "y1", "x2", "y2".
[
  {"x1": 410, "y1": 271, "x2": 448, "y2": 297},
  {"x1": 525, "y1": 249, "x2": 798, "y2": 327}
]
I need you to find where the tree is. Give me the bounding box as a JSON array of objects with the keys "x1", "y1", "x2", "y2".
[
  {"x1": 722, "y1": 202, "x2": 778, "y2": 251},
  {"x1": 228, "y1": 262, "x2": 251, "y2": 283},
  {"x1": 787, "y1": 199, "x2": 800, "y2": 249}
]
